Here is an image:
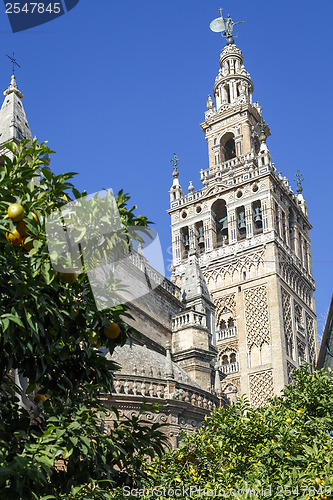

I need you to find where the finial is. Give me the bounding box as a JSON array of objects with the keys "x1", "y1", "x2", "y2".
[
  {"x1": 206, "y1": 94, "x2": 214, "y2": 110},
  {"x1": 209, "y1": 10, "x2": 245, "y2": 45},
  {"x1": 6, "y1": 52, "x2": 20, "y2": 75},
  {"x1": 214, "y1": 363, "x2": 222, "y2": 396},
  {"x1": 170, "y1": 153, "x2": 180, "y2": 178},
  {"x1": 258, "y1": 116, "x2": 268, "y2": 143},
  {"x1": 188, "y1": 180, "x2": 194, "y2": 193},
  {"x1": 294, "y1": 170, "x2": 304, "y2": 194},
  {"x1": 165, "y1": 341, "x2": 174, "y2": 379}
]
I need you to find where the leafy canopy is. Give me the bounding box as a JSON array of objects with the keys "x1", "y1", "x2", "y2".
[
  {"x1": 143, "y1": 366, "x2": 333, "y2": 500},
  {"x1": 0, "y1": 140, "x2": 167, "y2": 499}
]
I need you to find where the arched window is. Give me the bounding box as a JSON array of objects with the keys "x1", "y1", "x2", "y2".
[
  {"x1": 230, "y1": 353, "x2": 236, "y2": 364},
  {"x1": 195, "y1": 221, "x2": 205, "y2": 252},
  {"x1": 220, "y1": 132, "x2": 236, "y2": 162},
  {"x1": 222, "y1": 355, "x2": 229, "y2": 366},
  {"x1": 236, "y1": 205, "x2": 246, "y2": 240},
  {"x1": 252, "y1": 200, "x2": 263, "y2": 234},
  {"x1": 216, "y1": 312, "x2": 237, "y2": 341},
  {"x1": 180, "y1": 227, "x2": 189, "y2": 259},
  {"x1": 212, "y1": 199, "x2": 228, "y2": 247}
]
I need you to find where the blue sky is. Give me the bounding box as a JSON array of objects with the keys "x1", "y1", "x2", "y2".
[{"x1": 0, "y1": 0, "x2": 332, "y2": 340}]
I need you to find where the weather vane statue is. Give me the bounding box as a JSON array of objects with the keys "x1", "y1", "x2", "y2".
[{"x1": 210, "y1": 8, "x2": 245, "y2": 45}]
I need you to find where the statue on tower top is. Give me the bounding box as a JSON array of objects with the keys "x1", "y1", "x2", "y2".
[{"x1": 210, "y1": 9, "x2": 244, "y2": 45}]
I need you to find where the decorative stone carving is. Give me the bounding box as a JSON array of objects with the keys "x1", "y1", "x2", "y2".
[
  {"x1": 281, "y1": 287, "x2": 293, "y2": 343},
  {"x1": 287, "y1": 361, "x2": 296, "y2": 384},
  {"x1": 305, "y1": 313, "x2": 316, "y2": 370},
  {"x1": 215, "y1": 293, "x2": 236, "y2": 319},
  {"x1": 244, "y1": 285, "x2": 270, "y2": 348},
  {"x1": 249, "y1": 370, "x2": 274, "y2": 408}
]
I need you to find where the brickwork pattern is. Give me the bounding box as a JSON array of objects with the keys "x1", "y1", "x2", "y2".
[
  {"x1": 281, "y1": 287, "x2": 293, "y2": 342},
  {"x1": 287, "y1": 361, "x2": 296, "y2": 384},
  {"x1": 244, "y1": 285, "x2": 270, "y2": 348},
  {"x1": 305, "y1": 313, "x2": 316, "y2": 371},
  {"x1": 249, "y1": 370, "x2": 274, "y2": 408}
]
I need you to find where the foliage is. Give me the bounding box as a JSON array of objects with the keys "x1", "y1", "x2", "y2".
[
  {"x1": 143, "y1": 366, "x2": 333, "y2": 500},
  {"x1": 0, "y1": 140, "x2": 167, "y2": 499}
]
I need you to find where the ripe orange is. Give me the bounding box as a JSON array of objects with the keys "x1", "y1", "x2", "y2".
[
  {"x1": 7, "y1": 203, "x2": 25, "y2": 221},
  {"x1": 60, "y1": 272, "x2": 77, "y2": 284},
  {"x1": 103, "y1": 322, "x2": 121, "y2": 339},
  {"x1": 6, "y1": 228, "x2": 22, "y2": 246},
  {"x1": 34, "y1": 394, "x2": 47, "y2": 404},
  {"x1": 286, "y1": 418, "x2": 292, "y2": 424}
]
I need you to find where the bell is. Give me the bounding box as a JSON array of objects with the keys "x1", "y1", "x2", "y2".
[
  {"x1": 219, "y1": 215, "x2": 228, "y2": 236},
  {"x1": 183, "y1": 234, "x2": 189, "y2": 250},
  {"x1": 238, "y1": 212, "x2": 246, "y2": 231},
  {"x1": 197, "y1": 227, "x2": 205, "y2": 248},
  {"x1": 253, "y1": 207, "x2": 262, "y2": 225}
]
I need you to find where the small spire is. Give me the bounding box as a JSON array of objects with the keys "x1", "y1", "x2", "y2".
[
  {"x1": 294, "y1": 170, "x2": 304, "y2": 194},
  {"x1": 214, "y1": 363, "x2": 222, "y2": 396},
  {"x1": 3, "y1": 74, "x2": 23, "y2": 99},
  {"x1": 165, "y1": 341, "x2": 174, "y2": 379},
  {"x1": 206, "y1": 94, "x2": 214, "y2": 110},
  {"x1": 188, "y1": 180, "x2": 194, "y2": 193},
  {"x1": 170, "y1": 153, "x2": 180, "y2": 179}
]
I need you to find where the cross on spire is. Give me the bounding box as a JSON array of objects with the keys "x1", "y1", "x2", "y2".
[
  {"x1": 294, "y1": 170, "x2": 304, "y2": 194},
  {"x1": 6, "y1": 52, "x2": 20, "y2": 75}
]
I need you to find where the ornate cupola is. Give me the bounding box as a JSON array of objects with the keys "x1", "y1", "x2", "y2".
[{"x1": 213, "y1": 44, "x2": 253, "y2": 111}]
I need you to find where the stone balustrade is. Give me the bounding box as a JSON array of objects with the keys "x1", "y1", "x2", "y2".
[
  {"x1": 216, "y1": 326, "x2": 237, "y2": 341},
  {"x1": 220, "y1": 361, "x2": 239, "y2": 375},
  {"x1": 111, "y1": 376, "x2": 219, "y2": 411},
  {"x1": 172, "y1": 310, "x2": 206, "y2": 331}
]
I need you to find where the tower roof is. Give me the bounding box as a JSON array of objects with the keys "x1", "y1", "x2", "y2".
[
  {"x1": 0, "y1": 75, "x2": 33, "y2": 146},
  {"x1": 181, "y1": 250, "x2": 212, "y2": 304}
]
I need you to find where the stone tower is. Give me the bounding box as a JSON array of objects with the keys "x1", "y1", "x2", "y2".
[
  {"x1": 0, "y1": 74, "x2": 33, "y2": 152},
  {"x1": 168, "y1": 40, "x2": 318, "y2": 408}
]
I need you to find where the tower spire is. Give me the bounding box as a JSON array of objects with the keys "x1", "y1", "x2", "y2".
[{"x1": 0, "y1": 72, "x2": 32, "y2": 147}]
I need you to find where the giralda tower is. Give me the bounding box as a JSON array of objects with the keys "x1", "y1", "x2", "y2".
[{"x1": 168, "y1": 13, "x2": 318, "y2": 407}]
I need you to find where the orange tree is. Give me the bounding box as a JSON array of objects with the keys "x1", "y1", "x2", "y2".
[
  {"x1": 0, "y1": 140, "x2": 167, "y2": 499},
  {"x1": 143, "y1": 366, "x2": 333, "y2": 500}
]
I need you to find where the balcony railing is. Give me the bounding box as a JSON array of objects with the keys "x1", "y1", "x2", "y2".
[
  {"x1": 216, "y1": 326, "x2": 237, "y2": 341},
  {"x1": 220, "y1": 362, "x2": 239, "y2": 375}
]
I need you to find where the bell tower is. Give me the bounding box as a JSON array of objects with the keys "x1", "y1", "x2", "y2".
[{"x1": 168, "y1": 18, "x2": 318, "y2": 408}]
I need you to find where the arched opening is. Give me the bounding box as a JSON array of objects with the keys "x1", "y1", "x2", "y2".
[
  {"x1": 180, "y1": 226, "x2": 189, "y2": 260},
  {"x1": 216, "y1": 311, "x2": 237, "y2": 341},
  {"x1": 219, "y1": 349, "x2": 239, "y2": 374},
  {"x1": 212, "y1": 199, "x2": 228, "y2": 247},
  {"x1": 220, "y1": 132, "x2": 236, "y2": 162},
  {"x1": 236, "y1": 205, "x2": 246, "y2": 240},
  {"x1": 252, "y1": 200, "x2": 263, "y2": 235},
  {"x1": 195, "y1": 221, "x2": 205, "y2": 253},
  {"x1": 254, "y1": 137, "x2": 260, "y2": 154}
]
